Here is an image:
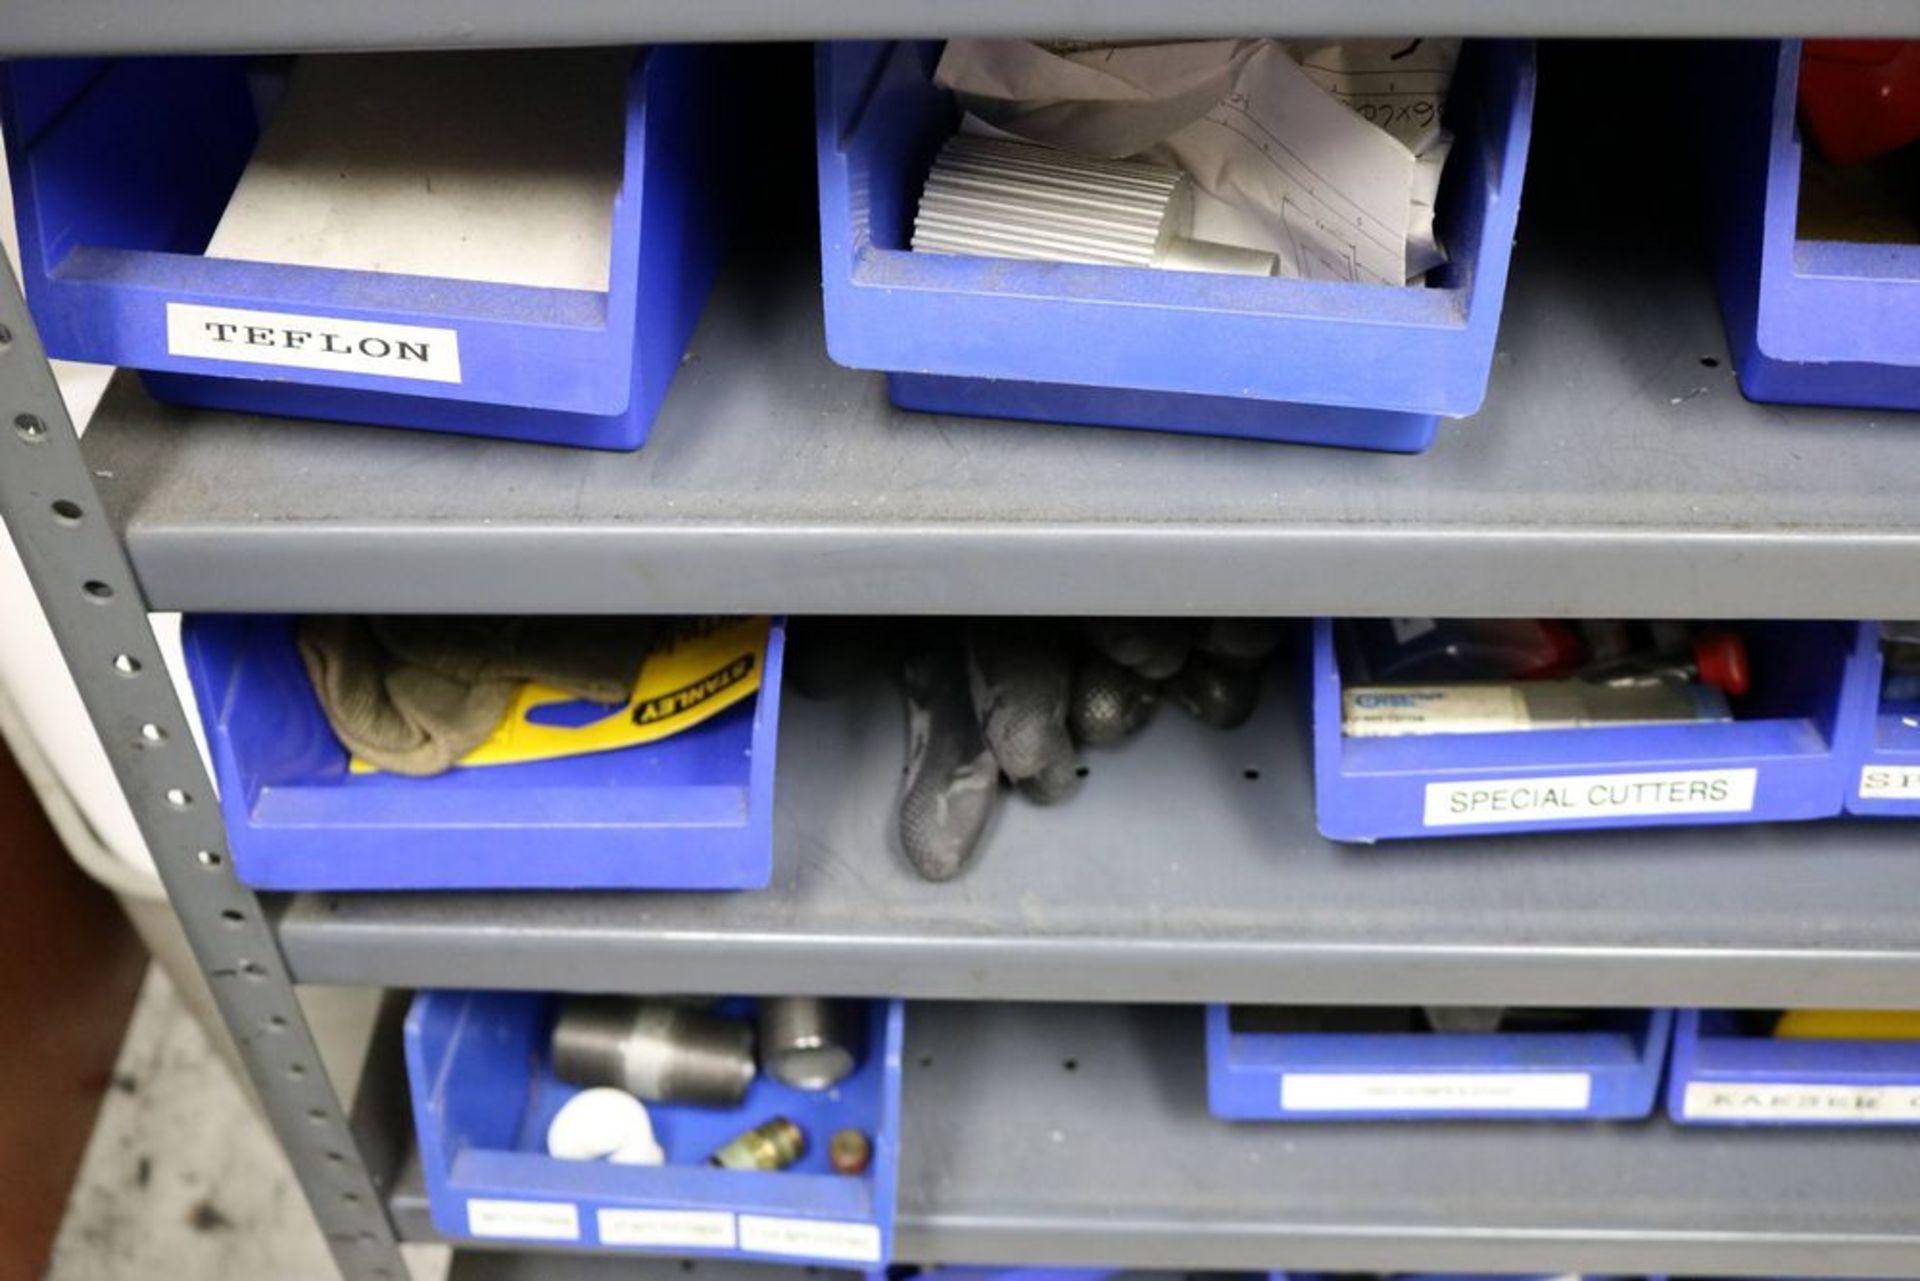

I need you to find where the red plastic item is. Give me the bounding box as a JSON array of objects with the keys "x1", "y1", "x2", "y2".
[
  {"x1": 1692, "y1": 630, "x2": 1752, "y2": 698},
  {"x1": 1798, "y1": 40, "x2": 1920, "y2": 167}
]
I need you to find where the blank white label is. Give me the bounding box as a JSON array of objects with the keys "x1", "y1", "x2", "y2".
[
  {"x1": 1281, "y1": 1072, "x2": 1593, "y2": 1113},
  {"x1": 165, "y1": 302, "x2": 462, "y2": 383},
  {"x1": 1859, "y1": 765, "x2": 1920, "y2": 800},
  {"x1": 466, "y1": 1198, "x2": 580, "y2": 1241},
  {"x1": 738, "y1": 1215, "x2": 883, "y2": 1263},
  {"x1": 597, "y1": 1208, "x2": 737, "y2": 1249},
  {"x1": 1682, "y1": 1081, "x2": 1920, "y2": 1121},
  {"x1": 1424, "y1": 768, "x2": 1757, "y2": 827}
]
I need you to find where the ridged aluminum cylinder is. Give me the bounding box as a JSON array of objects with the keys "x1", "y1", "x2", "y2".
[
  {"x1": 551, "y1": 997, "x2": 756, "y2": 1107},
  {"x1": 757, "y1": 996, "x2": 857, "y2": 1090},
  {"x1": 912, "y1": 134, "x2": 1275, "y2": 276},
  {"x1": 913, "y1": 134, "x2": 1184, "y2": 267}
]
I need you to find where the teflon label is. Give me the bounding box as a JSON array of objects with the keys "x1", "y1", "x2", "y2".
[{"x1": 166, "y1": 302, "x2": 462, "y2": 383}]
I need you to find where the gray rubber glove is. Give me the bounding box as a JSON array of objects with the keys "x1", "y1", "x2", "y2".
[
  {"x1": 894, "y1": 619, "x2": 1282, "y2": 881},
  {"x1": 1195, "y1": 618, "x2": 1285, "y2": 668},
  {"x1": 1069, "y1": 653, "x2": 1160, "y2": 746},
  {"x1": 1170, "y1": 650, "x2": 1264, "y2": 729},
  {"x1": 1085, "y1": 618, "x2": 1192, "y2": 681},
  {"x1": 898, "y1": 648, "x2": 1001, "y2": 882},
  {"x1": 967, "y1": 621, "x2": 1080, "y2": 801}
]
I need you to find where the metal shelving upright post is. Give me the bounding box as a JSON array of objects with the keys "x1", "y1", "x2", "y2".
[{"x1": 0, "y1": 264, "x2": 409, "y2": 1279}]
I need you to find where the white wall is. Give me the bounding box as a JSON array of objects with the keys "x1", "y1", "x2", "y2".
[{"x1": 1, "y1": 143, "x2": 165, "y2": 880}]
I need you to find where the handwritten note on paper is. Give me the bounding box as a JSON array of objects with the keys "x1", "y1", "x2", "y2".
[
  {"x1": 1286, "y1": 39, "x2": 1460, "y2": 276},
  {"x1": 1179, "y1": 44, "x2": 1421, "y2": 284}
]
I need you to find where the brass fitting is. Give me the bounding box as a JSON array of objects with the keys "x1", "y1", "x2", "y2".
[
  {"x1": 708, "y1": 1117, "x2": 806, "y2": 1171},
  {"x1": 828, "y1": 1128, "x2": 872, "y2": 1175}
]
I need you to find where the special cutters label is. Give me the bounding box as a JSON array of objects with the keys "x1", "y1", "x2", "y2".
[
  {"x1": 1423, "y1": 767, "x2": 1758, "y2": 827},
  {"x1": 1859, "y1": 764, "x2": 1920, "y2": 800}
]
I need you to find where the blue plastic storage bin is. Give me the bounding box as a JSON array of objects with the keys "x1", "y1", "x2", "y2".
[
  {"x1": 1669, "y1": 1009, "x2": 1920, "y2": 1126},
  {"x1": 1207, "y1": 1005, "x2": 1672, "y2": 1121},
  {"x1": 1311, "y1": 618, "x2": 1850, "y2": 842},
  {"x1": 181, "y1": 615, "x2": 784, "y2": 891},
  {"x1": 406, "y1": 993, "x2": 903, "y2": 1263},
  {"x1": 1837, "y1": 622, "x2": 1920, "y2": 816},
  {"x1": 1708, "y1": 41, "x2": 1920, "y2": 411},
  {"x1": 815, "y1": 41, "x2": 1536, "y2": 452},
  {"x1": 1, "y1": 46, "x2": 729, "y2": 449}
]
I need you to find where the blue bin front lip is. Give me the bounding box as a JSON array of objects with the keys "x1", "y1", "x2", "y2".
[
  {"x1": 816, "y1": 39, "x2": 1537, "y2": 420},
  {"x1": 43, "y1": 247, "x2": 637, "y2": 417},
  {"x1": 849, "y1": 242, "x2": 1469, "y2": 327},
  {"x1": 824, "y1": 251, "x2": 1498, "y2": 422},
  {"x1": 1205, "y1": 1004, "x2": 1672, "y2": 1121}
]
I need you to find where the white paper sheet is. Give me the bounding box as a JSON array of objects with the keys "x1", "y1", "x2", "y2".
[
  {"x1": 934, "y1": 38, "x2": 1459, "y2": 285},
  {"x1": 206, "y1": 49, "x2": 628, "y2": 291}
]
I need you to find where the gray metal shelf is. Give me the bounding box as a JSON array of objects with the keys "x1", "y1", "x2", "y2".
[
  {"x1": 277, "y1": 674, "x2": 1920, "y2": 1010},
  {"x1": 7, "y1": 4, "x2": 1920, "y2": 56},
  {"x1": 85, "y1": 206, "x2": 1920, "y2": 620},
  {"x1": 390, "y1": 1003, "x2": 1920, "y2": 1278}
]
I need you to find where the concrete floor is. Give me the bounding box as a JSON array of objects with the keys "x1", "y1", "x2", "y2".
[{"x1": 46, "y1": 967, "x2": 450, "y2": 1281}]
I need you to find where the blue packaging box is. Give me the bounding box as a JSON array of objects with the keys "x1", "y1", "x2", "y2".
[
  {"x1": 1207, "y1": 1005, "x2": 1673, "y2": 1122},
  {"x1": 182, "y1": 615, "x2": 784, "y2": 891},
  {"x1": 815, "y1": 40, "x2": 1535, "y2": 452},
  {"x1": 406, "y1": 993, "x2": 904, "y2": 1263},
  {"x1": 1311, "y1": 618, "x2": 1849, "y2": 842},
  {"x1": 2, "y1": 45, "x2": 731, "y2": 448}
]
